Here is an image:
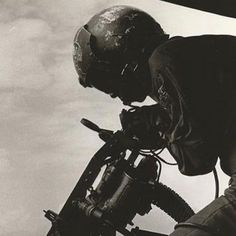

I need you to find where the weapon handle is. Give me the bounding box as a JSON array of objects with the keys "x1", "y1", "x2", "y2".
[{"x1": 81, "y1": 118, "x2": 101, "y2": 132}]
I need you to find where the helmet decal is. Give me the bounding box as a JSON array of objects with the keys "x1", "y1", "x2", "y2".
[
  {"x1": 99, "y1": 6, "x2": 126, "y2": 24},
  {"x1": 104, "y1": 30, "x2": 113, "y2": 41}
]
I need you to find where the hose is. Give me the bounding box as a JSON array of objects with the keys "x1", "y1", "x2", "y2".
[{"x1": 152, "y1": 182, "x2": 194, "y2": 223}]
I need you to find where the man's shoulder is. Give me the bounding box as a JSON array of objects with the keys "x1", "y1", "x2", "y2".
[
  {"x1": 149, "y1": 34, "x2": 236, "y2": 70},
  {"x1": 157, "y1": 34, "x2": 236, "y2": 49}
]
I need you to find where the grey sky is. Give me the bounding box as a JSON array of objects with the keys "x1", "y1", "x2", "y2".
[{"x1": 0, "y1": 1, "x2": 235, "y2": 235}]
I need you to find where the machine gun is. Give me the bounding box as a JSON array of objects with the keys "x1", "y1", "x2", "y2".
[{"x1": 44, "y1": 118, "x2": 194, "y2": 236}]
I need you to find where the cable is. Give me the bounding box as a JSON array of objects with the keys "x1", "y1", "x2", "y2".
[
  {"x1": 127, "y1": 104, "x2": 139, "y2": 112},
  {"x1": 153, "y1": 148, "x2": 165, "y2": 155},
  {"x1": 151, "y1": 150, "x2": 178, "y2": 166},
  {"x1": 139, "y1": 148, "x2": 177, "y2": 181},
  {"x1": 213, "y1": 167, "x2": 219, "y2": 199},
  {"x1": 139, "y1": 149, "x2": 155, "y2": 154},
  {"x1": 156, "y1": 157, "x2": 162, "y2": 182}
]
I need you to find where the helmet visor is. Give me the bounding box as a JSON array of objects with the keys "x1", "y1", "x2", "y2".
[
  {"x1": 73, "y1": 26, "x2": 122, "y2": 91},
  {"x1": 73, "y1": 26, "x2": 125, "y2": 98},
  {"x1": 73, "y1": 26, "x2": 97, "y2": 87}
]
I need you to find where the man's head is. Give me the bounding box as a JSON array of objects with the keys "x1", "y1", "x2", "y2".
[{"x1": 73, "y1": 5, "x2": 168, "y2": 105}]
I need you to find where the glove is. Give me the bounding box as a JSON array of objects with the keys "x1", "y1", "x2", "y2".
[{"x1": 119, "y1": 104, "x2": 170, "y2": 149}]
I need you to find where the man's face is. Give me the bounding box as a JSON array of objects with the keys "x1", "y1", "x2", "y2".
[
  {"x1": 85, "y1": 65, "x2": 150, "y2": 105},
  {"x1": 73, "y1": 29, "x2": 151, "y2": 104}
]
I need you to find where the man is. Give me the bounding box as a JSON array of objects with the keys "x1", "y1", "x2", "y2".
[{"x1": 73, "y1": 5, "x2": 236, "y2": 236}]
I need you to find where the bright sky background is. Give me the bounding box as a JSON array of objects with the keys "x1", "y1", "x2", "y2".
[{"x1": 1, "y1": 1, "x2": 236, "y2": 235}]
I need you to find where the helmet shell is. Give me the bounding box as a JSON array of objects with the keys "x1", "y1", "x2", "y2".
[
  {"x1": 73, "y1": 5, "x2": 167, "y2": 97},
  {"x1": 85, "y1": 5, "x2": 165, "y2": 62}
]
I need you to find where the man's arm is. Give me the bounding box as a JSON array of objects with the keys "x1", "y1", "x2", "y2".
[{"x1": 149, "y1": 48, "x2": 219, "y2": 176}]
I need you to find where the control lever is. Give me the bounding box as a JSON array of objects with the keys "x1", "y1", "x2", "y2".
[
  {"x1": 81, "y1": 118, "x2": 101, "y2": 133},
  {"x1": 81, "y1": 118, "x2": 113, "y2": 142}
]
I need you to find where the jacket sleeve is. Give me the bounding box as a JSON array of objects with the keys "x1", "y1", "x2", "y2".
[
  {"x1": 167, "y1": 125, "x2": 218, "y2": 176},
  {"x1": 165, "y1": 66, "x2": 218, "y2": 176},
  {"x1": 149, "y1": 50, "x2": 218, "y2": 176}
]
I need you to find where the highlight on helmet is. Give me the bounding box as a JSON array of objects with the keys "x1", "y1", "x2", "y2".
[{"x1": 73, "y1": 5, "x2": 169, "y2": 102}]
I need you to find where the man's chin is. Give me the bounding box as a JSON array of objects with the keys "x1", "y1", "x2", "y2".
[
  {"x1": 136, "y1": 95, "x2": 146, "y2": 103},
  {"x1": 121, "y1": 95, "x2": 146, "y2": 106}
]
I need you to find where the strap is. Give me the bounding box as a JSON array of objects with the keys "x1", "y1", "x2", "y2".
[{"x1": 175, "y1": 222, "x2": 222, "y2": 236}]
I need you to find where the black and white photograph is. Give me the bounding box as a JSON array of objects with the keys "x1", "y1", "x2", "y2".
[{"x1": 1, "y1": 1, "x2": 236, "y2": 236}]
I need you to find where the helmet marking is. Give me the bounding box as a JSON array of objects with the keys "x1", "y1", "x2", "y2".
[
  {"x1": 99, "y1": 6, "x2": 126, "y2": 24},
  {"x1": 105, "y1": 30, "x2": 113, "y2": 41}
]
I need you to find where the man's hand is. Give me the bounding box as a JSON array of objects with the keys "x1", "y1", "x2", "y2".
[{"x1": 119, "y1": 104, "x2": 169, "y2": 149}]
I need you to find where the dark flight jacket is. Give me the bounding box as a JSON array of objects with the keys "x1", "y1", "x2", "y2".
[{"x1": 148, "y1": 35, "x2": 236, "y2": 176}]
